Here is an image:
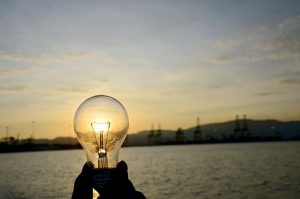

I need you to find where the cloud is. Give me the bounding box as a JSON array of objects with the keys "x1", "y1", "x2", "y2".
[
  {"x1": 54, "y1": 87, "x2": 88, "y2": 93},
  {"x1": 254, "y1": 92, "x2": 284, "y2": 97},
  {"x1": 262, "y1": 15, "x2": 300, "y2": 60},
  {"x1": 209, "y1": 15, "x2": 300, "y2": 64},
  {"x1": 279, "y1": 78, "x2": 300, "y2": 85},
  {"x1": 0, "y1": 85, "x2": 31, "y2": 91},
  {"x1": 0, "y1": 67, "x2": 30, "y2": 77},
  {"x1": 214, "y1": 39, "x2": 242, "y2": 49},
  {"x1": 0, "y1": 52, "x2": 112, "y2": 65},
  {"x1": 0, "y1": 84, "x2": 91, "y2": 93},
  {"x1": 96, "y1": 79, "x2": 110, "y2": 83},
  {"x1": 206, "y1": 55, "x2": 235, "y2": 64}
]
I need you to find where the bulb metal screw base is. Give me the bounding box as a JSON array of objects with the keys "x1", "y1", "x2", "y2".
[{"x1": 98, "y1": 150, "x2": 108, "y2": 168}]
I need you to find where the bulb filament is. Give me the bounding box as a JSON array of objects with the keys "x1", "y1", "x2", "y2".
[{"x1": 91, "y1": 122, "x2": 110, "y2": 168}]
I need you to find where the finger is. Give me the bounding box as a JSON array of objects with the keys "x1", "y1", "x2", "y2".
[
  {"x1": 92, "y1": 173, "x2": 112, "y2": 192},
  {"x1": 116, "y1": 160, "x2": 129, "y2": 180},
  {"x1": 117, "y1": 160, "x2": 128, "y2": 172}
]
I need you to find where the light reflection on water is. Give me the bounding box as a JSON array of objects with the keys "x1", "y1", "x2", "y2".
[{"x1": 0, "y1": 141, "x2": 300, "y2": 199}]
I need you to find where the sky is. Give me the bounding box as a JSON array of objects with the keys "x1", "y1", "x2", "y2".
[{"x1": 0, "y1": 0, "x2": 300, "y2": 139}]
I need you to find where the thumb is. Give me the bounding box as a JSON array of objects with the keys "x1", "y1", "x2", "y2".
[{"x1": 116, "y1": 160, "x2": 128, "y2": 179}]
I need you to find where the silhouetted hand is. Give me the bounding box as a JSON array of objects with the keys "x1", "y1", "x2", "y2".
[
  {"x1": 72, "y1": 163, "x2": 93, "y2": 199},
  {"x1": 72, "y1": 161, "x2": 146, "y2": 199}
]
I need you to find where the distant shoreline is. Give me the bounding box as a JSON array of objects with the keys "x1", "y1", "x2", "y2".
[
  {"x1": 1, "y1": 119, "x2": 300, "y2": 153},
  {"x1": 1, "y1": 139, "x2": 299, "y2": 154},
  {"x1": 0, "y1": 143, "x2": 81, "y2": 153}
]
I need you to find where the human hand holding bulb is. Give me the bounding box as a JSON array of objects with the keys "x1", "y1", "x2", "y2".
[{"x1": 72, "y1": 95, "x2": 147, "y2": 198}]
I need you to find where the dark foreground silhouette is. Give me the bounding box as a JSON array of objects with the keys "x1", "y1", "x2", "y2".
[{"x1": 72, "y1": 161, "x2": 146, "y2": 199}]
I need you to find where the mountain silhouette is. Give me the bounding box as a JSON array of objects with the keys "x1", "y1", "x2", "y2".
[{"x1": 125, "y1": 119, "x2": 300, "y2": 145}]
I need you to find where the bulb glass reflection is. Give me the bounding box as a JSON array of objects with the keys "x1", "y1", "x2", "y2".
[{"x1": 74, "y1": 95, "x2": 129, "y2": 169}]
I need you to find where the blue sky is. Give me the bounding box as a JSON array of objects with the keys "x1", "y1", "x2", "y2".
[{"x1": 0, "y1": 0, "x2": 300, "y2": 138}]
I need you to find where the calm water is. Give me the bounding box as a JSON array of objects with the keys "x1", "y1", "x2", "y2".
[{"x1": 0, "y1": 142, "x2": 300, "y2": 199}]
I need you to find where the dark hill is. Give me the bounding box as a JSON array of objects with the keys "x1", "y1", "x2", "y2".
[{"x1": 127, "y1": 119, "x2": 300, "y2": 144}]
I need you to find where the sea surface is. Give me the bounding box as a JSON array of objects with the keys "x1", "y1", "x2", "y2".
[{"x1": 0, "y1": 141, "x2": 300, "y2": 199}]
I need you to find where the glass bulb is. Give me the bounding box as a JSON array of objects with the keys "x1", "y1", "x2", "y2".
[{"x1": 74, "y1": 95, "x2": 129, "y2": 169}]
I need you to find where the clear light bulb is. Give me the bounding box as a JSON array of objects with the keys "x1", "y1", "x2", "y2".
[{"x1": 73, "y1": 95, "x2": 129, "y2": 169}]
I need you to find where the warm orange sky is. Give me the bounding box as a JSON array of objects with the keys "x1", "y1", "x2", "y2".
[{"x1": 1, "y1": 0, "x2": 300, "y2": 139}]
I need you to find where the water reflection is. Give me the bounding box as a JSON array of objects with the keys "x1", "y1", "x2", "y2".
[{"x1": 0, "y1": 142, "x2": 300, "y2": 199}]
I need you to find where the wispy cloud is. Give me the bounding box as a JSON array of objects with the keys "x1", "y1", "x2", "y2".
[
  {"x1": 214, "y1": 39, "x2": 242, "y2": 49},
  {"x1": 206, "y1": 55, "x2": 235, "y2": 64},
  {"x1": 254, "y1": 92, "x2": 284, "y2": 97},
  {"x1": 0, "y1": 52, "x2": 112, "y2": 65},
  {"x1": 54, "y1": 87, "x2": 88, "y2": 93},
  {"x1": 208, "y1": 15, "x2": 300, "y2": 64},
  {"x1": 262, "y1": 15, "x2": 300, "y2": 60},
  {"x1": 0, "y1": 85, "x2": 32, "y2": 91},
  {"x1": 0, "y1": 67, "x2": 30, "y2": 77},
  {"x1": 95, "y1": 79, "x2": 110, "y2": 83},
  {"x1": 280, "y1": 78, "x2": 300, "y2": 85}
]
